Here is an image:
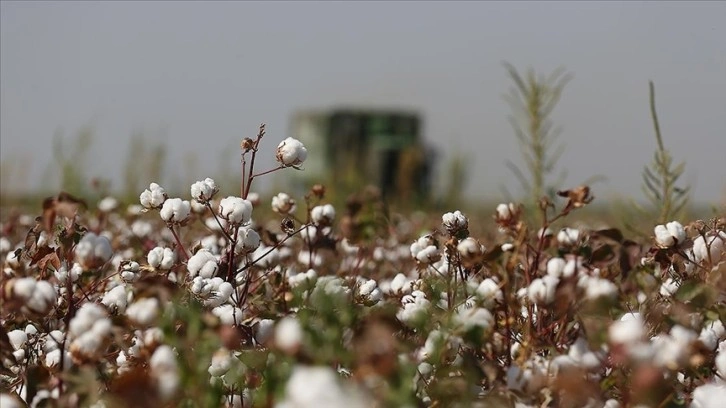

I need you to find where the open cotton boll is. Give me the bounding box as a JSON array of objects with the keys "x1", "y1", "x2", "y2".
[
  {"x1": 457, "y1": 237, "x2": 485, "y2": 259},
  {"x1": 275, "y1": 137, "x2": 307, "y2": 167},
  {"x1": 75, "y1": 232, "x2": 113, "y2": 270},
  {"x1": 271, "y1": 192, "x2": 296, "y2": 214},
  {"x1": 190, "y1": 177, "x2": 218, "y2": 204},
  {"x1": 397, "y1": 291, "x2": 431, "y2": 327},
  {"x1": 254, "y1": 319, "x2": 275, "y2": 345},
  {"x1": 160, "y1": 198, "x2": 191, "y2": 223},
  {"x1": 442, "y1": 210, "x2": 468, "y2": 235},
  {"x1": 454, "y1": 307, "x2": 494, "y2": 332},
  {"x1": 147, "y1": 247, "x2": 176, "y2": 270},
  {"x1": 653, "y1": 221, "x2": 686, "y2": 248},
  {"x1": 659, "y1": 277, "x2": 679, "y2": 297},
  {"x1": 311, "y1": 204, "x2": 336, "y2": 226},
  {"x1": 234, "y1": 227, "x2": 261, "y2": 255},
  {"x1": 126, "y1": 297, "x2": 160, "y2": 327},
  {"x1": 557, "y1": 228, "x2": 580, "y2": 246},
  {"x1": 208, "y1": 348, "x2": 234, "y2": 377},
  {"x1": 698, "y1": 320, "x2": 725, "y2": 350},
  {"x1": 275, "y1": 316, "x2": 303, "y2": 354},
  {"x1": 691, "y1": 382, "x2": 726, "y2": 408},
  {"x1": 692, "y1": 231, "x2": 726, "y2": 265},
  {"x1": 475, "y1": 279, "x2": 503, "y2": 308},
  {"x1": 212, "y1": 304, "x2": 244, "y2": 326},
  {"x1": 579, "y1": 276, "x2": 618, "y2": 300},
  {"x1": 218, "y1": 197, "x2": 253, "y2": 226},
  {"x1": 139, "y1": 182, "x2": 167, "y2": 209},
  {"x1": 150, "y1": 345, "x2": 179, "y2": 402},
  {"x1": 98, "y1": 196, "x2": 119, "y2": 213},
  {"x1": 527, "y1": 275, "x2": 559, "y2": 305},
  {"x1": 546, "y1": 257, "x2": 567, "y2": 277},
  {"x1": 277, "y1": 365, "x2": 369, "y2": 408},
  {"x1": 101, "y1": 284, "x2": 128, "y2": 313},
  {"x1": 187, "y1": 249, "x2": 219, "y2": 278},
  {"x1": 9, "y1": 278, "x2": 58, "y2": 315},
  {"x1": 609, "y1": 313, "x2": 646, "y2": 346},
  {"x1": 388, "y1": 273, "x2": 413, "y2": 295}
]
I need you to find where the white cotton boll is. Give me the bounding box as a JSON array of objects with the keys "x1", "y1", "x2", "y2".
[
  {"x1": 311, "y1": 204, "x2": 336, "y2": 226},
  {"x1": 506, "y1": 358, "x2": 548, "y2": 394},
  {"x1": 475, "y1": 279, "x2": 503, "y2": 307},
  {"x1": 187, "y1": 249, "x2": 218, "y2": 278},
  {"x1": 126, "y1": 297, "x2": 160, "y2": 326},
  {"x1": 271, "y1": 192, "x2": 297, "y2": 214},
  {"x1": 150, "y1": 345, "x2": 179, "y2": 402},
  {"x1": 659, "y1": 278, "x2": 679, "y2": 297},
  {"x1": 146, "y1": 247, "x2": 176, "y2": 270},
  {"x1": 0, "y1": 237, "x2": 13, "y2": 254},
  {"x1": 102, "y1": 285, "x2": 128, "y2": 313},
  {"x1": 160, "y1": 198, "x2": 191, "y2": 223},
  {"x1": 75, "y1": 232, "x2": 113, "y2": 269},
  {"x1": 275, "y1": 137, "x2": 308, "y2": 167},
  {"x1": 397, "y1": 291, "x2": 431, "y2": 327},
  {"x1": 389, "y1": 273, "x2": 412, "y2": 295},
  {"x1": 8, "y1": 330, "x2": 27, "y2": 352},
  {"x1": 415, "y1": 245, "x2": 440, "y2": 264},
  {"x1": 131, "y1": 220, "x2": 153, "y2": 238},
  {"x1": 275, "y1": 316, "x2": 303, "y2": 354},
  {"x1": 562, "y1": 258, "x2": 582, "y2": 278},
  {"x1": 457, "y1": 237, "x2": 484, "y2": 258},
  {"x1": 652, "y1": 326, "x2": 697, "y2": 369},
  {"x1": 251, "y1": 245, "x2": 279, "y2": 269},
  {"x1": 69, "y1": 303, "x2": 107, "y2": 337},
  {"x1": 410, "y1": 235, "x2": 435, "y2": 259},
  {"x1": 581, "y1": 276, "x2": 618, "y2": 300},
  {"x1": 537, "y1": 227, "x2": 554, "y2": 240},
  {"x1": 557, "y1": 228, "x2": 580, "y2": 246},
  {"x1": 496, "y1": 203, "x2": 517, "y2": 221},
  {"x1": 547, "y1": 257, "x2": 567, "y2": 277},
  {"x1": 54, "y1": 263, "x2": 82, "y2": 283},
  {"x1": 527, "y1": 276, "x2": 559, "y2": 305},
  {"x1": 698, "y1": 320, "x2": 725, "y2": 350},
  {"x1": 234, "y1": 227, "x2": 261, "y2": 255},
  {"x1": 120, "y1": 261, "x2": 140, "y2": 282},
  {"x1": 255, "y1": 319, "x2": 275, "y2": 345},
  {"x1": 609, "y1": 314, "x2": 645, "y2": 345},
  {"x1": 278, "y1": 365, "x2": 368, "y2": 408},
  {"x1": 356, "y1": 279, "x2": 382, "y2": 304},
  {"x1": 139, "y1": 183, "x2": 167, "y2": 209},
  {"x1": 442, "y1": 210, "x2": 468, "y2": 234},
  {"x1": 212, "y1": 304, "x2": 243, "y2": 326},
  {"x1": 147, "y1": 247, "x2": 164, "y2": 268},
  {"x1": 190, "y1": 178, "x2": 218, "y2": 204},
  {"x1": 219, "y1": 197, "x2": 253, "y2": 226},
  {"x1": 0, "y1": 394, "x2": 23, "y2": 408},
  {"x1": 15, "y1": 279, "x2": 57, "y2": 315},
  {"x1": 603, "y1": 399, "x2": 621, "y2": 408},
  {"x1": 501, "y1": 243, "x2": 514, "y2": 252},
  {"x1": 98, "y1": 196, "x2": 119, "y2": 212},
  {"x1": 692, "y1": 231, "x2": 726, "y2": 264},
  {"x1": 715, "y1": 341, "x2": 726, "y2": 378},
  {"x1": 454, "y1": 307, "x2": 494, "y2": 332},
  {"x1": 298, "y1": 251, "x2": 323, "y2": 268},
  {"x1": 691, "y1": 382, "x2": 726, "y2": 408},
  {"x1": 205, "y1": 281, "x2": 234, "y2": 308},
  {"x1": 208, "y1": 348, "x2": 233, "y2": 377},
  {"x1": 654, "y1": 221, "x2": 686, "y2": 248}
]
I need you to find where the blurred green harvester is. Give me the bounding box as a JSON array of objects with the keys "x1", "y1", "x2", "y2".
[{"x1": 289, "y1": 107, "x2": 436, "y2": 203}]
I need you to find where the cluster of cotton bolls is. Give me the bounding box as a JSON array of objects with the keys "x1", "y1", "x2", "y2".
[{"x1": 3, "y1": 131, "x2": 726, "y2": 408}]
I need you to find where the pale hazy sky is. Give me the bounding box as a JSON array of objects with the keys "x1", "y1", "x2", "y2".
[{"x1": 1, "y1": 1, "x2": 725, "y2": 204}]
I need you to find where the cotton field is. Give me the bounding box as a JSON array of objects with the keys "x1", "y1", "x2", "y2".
[{"x1": 1, "y1": 129, "x2": 725, "y2": 408}]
